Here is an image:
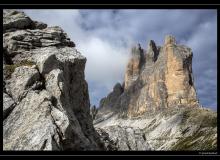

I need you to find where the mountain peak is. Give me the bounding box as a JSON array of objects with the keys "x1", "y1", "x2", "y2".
[
  {"x1": 165, "y1": 35, "x2": 176, "y2": 45},
  {"x1": 98, "y1": 35, "x2": 199, "y2": 118},
  {"x1": 131, "y1": 43, "x2": 143, "y2": 56},
  {"x1": 95, "y1": 36, "x2": 216, "y2": 151},
  {"x1": 146, "y1": 40, "x2": 158, "y2": 62}
]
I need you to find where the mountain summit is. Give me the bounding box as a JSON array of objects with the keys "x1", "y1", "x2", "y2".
[
  {"x1": 94, "y1": 36, "x2": 216, "y2": 151},
  {"x1": 98, "y1": 35, "x2": 199, "y2": 118}
]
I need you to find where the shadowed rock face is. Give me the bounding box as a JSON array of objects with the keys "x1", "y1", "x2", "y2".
[
  {"x1": 3, "y1": 10, "x2": 104, "y2": 151},
  {"x1": 124, "y1": 44, "x2": 145, "y2": 90},
  {"x1": 95, "y1": 35, "x2": 216, "y2": 151}
]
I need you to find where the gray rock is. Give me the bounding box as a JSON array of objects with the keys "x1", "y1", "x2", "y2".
[
  {"x1": 7, "y1": 66, "x2": 40, "y2": 102},
  {"x1": 95, "y1": 107, "x2": 217, "y2": 151},
  {"x1": 96, "y1": 126, "x2": 151, "y2": 151},
  {"x1": 96, "y1": 128, "x2": 118, "y2": 151},
  {"x1": 3, "y1": 90, "x2": 57, "y2": 150},
  {"x1": 31, "y1": 21, "x2": 47, "y2": 30},
  {"x1": 3, "y1": 93, "x2": 15, "y2": 120},
  {"x1": 45, "y1": 69, "x2": 64, "y2": 110},
  {"x1": 3, "y1": 10, "x2": 32, "y2": 32},
  {"x1": 31, "y1": 46, "x2": 84, "y2": 75},
  {"x1": 3, "y1": 10, "x2": 104, "y2": 151},
  {"x1": 3, "y1": 27, "x2": 75, "y2": 63},
  {"x1": 99, "y1": 82, "x2": 123, "y2": 109},
  {"x1": 96, "y1": 83, "x2": 123, "y2": 119}
]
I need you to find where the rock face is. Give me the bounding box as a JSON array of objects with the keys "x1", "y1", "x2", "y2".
[
  {"x1": 95, "y1": 36, "x2": 217, "y2": 150},
  {"x1": 97, "y1": 83, "x2": 124, "y2": 117},
  {"x1": 97, "y1": 126, "x2": 151, "y2": 151},
  {"x1": 124, "y1": 43, "x2": 145, "y2": 90},
  {"x1": 95, "y1": 107, "x2": 217, "y2": 151},
  {"x1": 3, "y1": 10, "x2": 104, "y2": 150},
  {"x1": 97, "y1": 35, "x2": 199, "y2": 118}
]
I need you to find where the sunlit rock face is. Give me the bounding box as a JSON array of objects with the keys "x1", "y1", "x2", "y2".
[
  {"x1": 95, "y1": 36, "x2": 216, "y2": 151},
  {"x1": 164, "y1": 35, "x2": 198, "y2": 107},
  {"x1": 98, "y1": 35, "x2": 199, "y2": 118},
  {"x1": 3, "y1": 10, "x2": 105, "y2": 151}
]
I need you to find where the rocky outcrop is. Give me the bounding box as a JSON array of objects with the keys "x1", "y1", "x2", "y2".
[
  {"x1": 95, "y1": 107, "x2": 217, "y2": 151},
  {"x1": 164, "y1": 35, "x2": 197, "y2": 107},
  {"x1": 3, "y1": 10, "x2": 48, "y2": 33},
  {"x1": 96, "y1": 126, "x2": 151, "y2": 151},
  {"x1": 97, "y1": 35, "x2": 199, "y2": 118},
  {"x1": 3, "y1": 10, "x2": 33, "y2": 32},
  {"x1": 124, "y1": 44, "x2": 145, "y2": 90},
  {"x1": 95, "y1": 36, "x2": 216, "y2": 151},
  {"x1": 96, "y1": 128, "x2": 118, "y2": 151},
  {"x1": 98, "y1": 83, "x2": 123, "y2": 115},
  {"x1": 3, "y1": 10, "x2": 104, "y2": 150},
  {"x1": 3, "y1": 25, "x2": 75, "y2": 64}
]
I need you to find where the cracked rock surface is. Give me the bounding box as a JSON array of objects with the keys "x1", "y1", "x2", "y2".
[{"x1": 3, "y1": 9, "x2": 104, "y2": 151}]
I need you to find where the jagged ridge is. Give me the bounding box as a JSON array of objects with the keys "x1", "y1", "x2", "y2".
[{"x1": 95, "y1": 36, "x2": 217, "y2": 151}]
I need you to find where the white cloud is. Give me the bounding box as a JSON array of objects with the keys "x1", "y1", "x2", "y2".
[
  {"x1": 22, "y1": 9, "x2": 132, "y2": 106},
  {"x1": 22, "y1": 9, "x2": 217, "y2": 109},
  {"x1": 80, "y1": 37, "x2": 130, "y2": 89}
]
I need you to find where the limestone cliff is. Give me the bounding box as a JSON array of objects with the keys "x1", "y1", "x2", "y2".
[
  {"x1": 95, "y1": 36, "x2": 217, "y2": 151},
  {"x1": 97, "y1": 35, "x2": 199, "y2": 118},
  {"x1": 124, "y1": 43, "x2": 145, "y2": 90},
  {"x1": 3, "y1": 10, "x2": 104, "y2": 150}
]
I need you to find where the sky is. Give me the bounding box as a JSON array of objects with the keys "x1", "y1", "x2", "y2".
[{"x1": 22, "y1": 9, "x2": 217, "y2": 110}]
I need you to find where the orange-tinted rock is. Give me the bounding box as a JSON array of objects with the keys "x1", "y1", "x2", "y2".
[
  {"x1": 98, "y1": 35, "x2": 199, "y2": 118},
  {"x1": 164, "y1": 35, "x2": 198, "y2": 107}
]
